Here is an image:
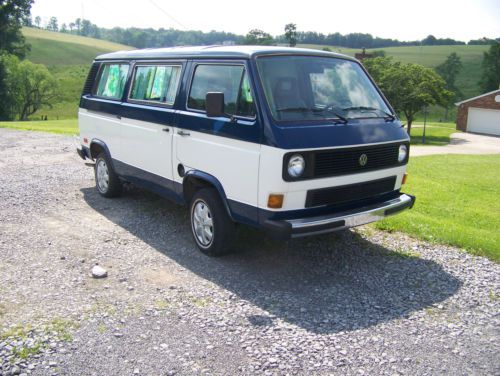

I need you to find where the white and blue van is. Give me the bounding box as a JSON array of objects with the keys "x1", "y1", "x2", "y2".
[{"x1": 77, "y1": 46, "x2": 415, "y2": 256}]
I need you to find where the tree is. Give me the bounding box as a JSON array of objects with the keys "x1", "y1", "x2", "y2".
[
  {"x1": 244, "y1": 29, "x2": 273, "y2": 45},
  {"x1": 0, "y1": 54, "x2": 15, "y2": 119},
  {"x1": 2, "y1": 54, "x2": 58, "y2": 120},
  {"x1": 34, "y1": 15, "x2": 41, "y2": 28},
  {"x1": 284, "y1": 23, "x2": 297, "y2": 47},
  {"x1": 68, "y1": 22, "x2": 75, "y2": 32},
  {"x1": 364, "y1": 57, "x2": 451, "y2": 135},
  {"x1": 422, "y1": 35, "x2": 437, "y2": 45},
  {"x1": 22, "y1": 14, "x2": 31, "y2": 26},
  {"x1": 0, "y1": 0, "x2": 33, "y2": 58},
  {"x1": 60, "y1": 23, "x2": 67, "y2": 33},
  {"x1": 47, "y1": 16, "x2": 58, "y2": 31},
  {"x1": 81, "y1": 19, "x2": 92, "y2": 36},
  {"x1": 75, "y1": 18, "x2": 81, "y2": 34},
  {"x1": 0, "y1": 0, "x2": 33, "y2": 120},
  {"x1": 479, "y1": 42, "x2": 500, "y2": 92},
  {"x1": 435, "y1": 52, "x2": 462, "y2": 119}
]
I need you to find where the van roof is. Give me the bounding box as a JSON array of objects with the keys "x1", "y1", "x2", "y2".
[{"x1": 95, "y1": 45, "x2": 356, "y2": 61}]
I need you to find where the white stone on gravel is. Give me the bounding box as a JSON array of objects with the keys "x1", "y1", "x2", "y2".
[{"x1": 91, "y1": 265, "x2": 108, "y2": 279}]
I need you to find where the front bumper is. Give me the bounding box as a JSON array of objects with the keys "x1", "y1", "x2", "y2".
[{"x1": 264, "y1": 193, "x2": 415, "y2": 240}]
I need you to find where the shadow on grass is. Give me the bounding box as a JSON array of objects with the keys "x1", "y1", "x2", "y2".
[{"x1": 82, "y1": 186, "x2": 461, "y2": 334}]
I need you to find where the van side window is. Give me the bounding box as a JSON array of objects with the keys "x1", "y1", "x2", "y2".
[
  {"x1": 95, "y1": 64, "x2": 129, "y2": 99},
  {"x1": 188, "y1": 65, "x2": 255, "y2": 118},
  {"x1": 129, "y1": 65, "x2": 181, "y2": 104}
]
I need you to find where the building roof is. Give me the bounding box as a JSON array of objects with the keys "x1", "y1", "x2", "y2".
[
  {"x1": 95, "y1": 45, "x2": 356, "y2": 61},
  {"x1": 455, "y1": 89, "x2": 500, "y2": 106}
]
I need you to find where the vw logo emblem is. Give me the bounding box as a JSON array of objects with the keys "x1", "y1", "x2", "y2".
[{"x1": 359, "y1": 154, "x2": 368, "y2": 166}]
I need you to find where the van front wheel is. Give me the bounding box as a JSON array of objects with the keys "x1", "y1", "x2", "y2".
[
  {"x1": 190, "y1": 188, "x2": 235, "y2": 256},
  {"x1": 94, "y1": 152, "x2": 122, "y2": 198}
]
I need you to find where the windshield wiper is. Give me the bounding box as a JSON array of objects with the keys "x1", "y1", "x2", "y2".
[
  {"x1": 276, "y1": 107, "x2": 316, "y2": 112},
  {"x1": 276, "y1": 106, "x2": 348, "y2": 124},
  {"x1": 342, "y1": 106, "x2": 396, "y2": 121},
  {"x1": 313, "y1": 106, "x2": 348, "y2": 124}
]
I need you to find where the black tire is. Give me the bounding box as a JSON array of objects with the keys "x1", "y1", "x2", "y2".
[
  {"x1": 189, "y1": 188, "x2": 236, "y2": 256},
  {"x1": 94, "y1": 152, "x2": 122, "y2": 198}
]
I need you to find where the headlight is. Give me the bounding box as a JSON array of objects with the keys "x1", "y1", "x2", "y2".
[
  {"x1": 398, "y1": 144, "x2": 408, "y2": 162},
  {"x1": 287, "y1": 154, "x2": 305, "y2": 177}
]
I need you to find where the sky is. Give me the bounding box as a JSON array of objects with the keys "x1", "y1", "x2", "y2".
[{"x1": 30, "y1": 0, "x2": 500, "y2": 42}]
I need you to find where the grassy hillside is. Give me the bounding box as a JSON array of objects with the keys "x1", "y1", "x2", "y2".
[
  {"x1": 23, "y1": 27, "x2": 132, "y2": 65},
  {"x1": 22, "y1": 28, "x2": 133, "y2": 119},
  {"x1": 371, "y1": 45, "x2": 488, "y2": 100}
]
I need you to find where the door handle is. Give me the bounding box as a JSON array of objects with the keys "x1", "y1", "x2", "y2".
[
  {"x1": 162, "y1": 128, "x2": 170, "y2": 132},
  {"x1": 177, "y1": 130, "x2": 190, "y2": 136}
]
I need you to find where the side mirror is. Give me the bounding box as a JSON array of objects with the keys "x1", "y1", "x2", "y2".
[{"x1": 206, "y1": 92, "x2": 225, "y2": 117}]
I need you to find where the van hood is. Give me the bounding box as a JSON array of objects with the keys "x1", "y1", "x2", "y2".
[{"x1": 264, "y1": 119, "x2": 409, "y2": 149}]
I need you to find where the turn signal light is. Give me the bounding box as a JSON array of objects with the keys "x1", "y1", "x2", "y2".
[
  {"x1": 402, "y1": 173, "x2": 408, "y2": 185},
  {"x1": 267, "y1": 194, "x2": 284, "y2": 209}
]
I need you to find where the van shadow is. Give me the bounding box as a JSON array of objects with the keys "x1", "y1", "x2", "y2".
[{"x1": 81, "y1": 186, "x2": 461, "y2": 334}]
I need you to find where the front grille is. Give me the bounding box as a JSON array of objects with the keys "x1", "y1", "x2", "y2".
[
  {"x1": 305, "y1": 176, "x2": 397, "y2": 208},
  {"x1": 314, "y1": 143, "x2": 406, "y2": 178},
  {"x1": 82, "y1": 62, "x2": 100, "y2": 95}
]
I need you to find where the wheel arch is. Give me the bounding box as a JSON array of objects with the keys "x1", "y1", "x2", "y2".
[
  {"x1": 89, "y1": 139, "x2": 116, "y2": 169},
  {"x1": 182, "y1": 170, "x2": 234, "y2": 221},
  {"x1": 89, "y1": 139, "x2": 110, "y2": 158}
]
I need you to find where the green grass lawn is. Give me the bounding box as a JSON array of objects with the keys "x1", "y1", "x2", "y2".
[
  {"x1": 375, "y1": 154, "x2": 500, "y2": 262},
  {"x1": 410, "y1": 122, "x2": 457, "y2": 146},
  {"x1": 0, "y1": 119, "x2": 78, "y2": 135}
]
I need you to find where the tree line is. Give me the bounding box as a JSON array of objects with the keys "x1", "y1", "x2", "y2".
[{"x1": 25, "y1": 15, "x2": 499, "y2": 49}]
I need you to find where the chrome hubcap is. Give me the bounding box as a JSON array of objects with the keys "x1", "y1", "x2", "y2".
[
  {"x1": 192, "y1": 200, "x2": 214, "y2": 247},
  {"x1": 96, "y1": 159, "x2": 109, "y2": 193}
]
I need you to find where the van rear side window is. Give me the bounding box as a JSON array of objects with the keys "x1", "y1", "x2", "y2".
[
  {"x1": 94, "y1": 63, "x2": 129, "y2": 99},
  {"x1": 129, "y1": 65, "x2": 181, "y2": 104}
]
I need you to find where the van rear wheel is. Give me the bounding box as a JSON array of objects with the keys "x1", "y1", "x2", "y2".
[
  {"x1": 190, "y1": 188, "x2": 236, "y2": 256},
  {"x1": 94, "y1": 152, "x2": 122, "y2": 198}
]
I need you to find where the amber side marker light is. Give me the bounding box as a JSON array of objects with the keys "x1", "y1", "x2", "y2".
[
  {"x1": 268, "y1": 194, "x2": 284, "y2": 209},
  {"x1": 402, "y1": 173, "x2": 408, "y2": 185}
]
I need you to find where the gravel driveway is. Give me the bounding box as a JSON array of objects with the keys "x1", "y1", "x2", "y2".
[{"x1": 0, "y1": 128, "x2": 498, "y2": 376}]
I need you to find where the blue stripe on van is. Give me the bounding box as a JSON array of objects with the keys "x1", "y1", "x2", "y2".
[
  {"x1": 113, "y1": 159, "x2": 185, "y2": 205},
  {"x1": 82, "y1": 94, "x2": 409, "y2": 148}
]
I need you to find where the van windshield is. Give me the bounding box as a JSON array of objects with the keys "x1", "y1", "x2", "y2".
[{"x1": 256, "y1": 55, "x2": 392, "y2": 123}]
